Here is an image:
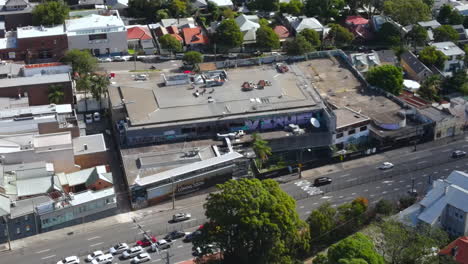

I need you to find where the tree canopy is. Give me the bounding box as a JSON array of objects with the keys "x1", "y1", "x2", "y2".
[
  {"x1": 155, "y1": 9, "x2": 170, "y2": 22},
  {"x1": 169, "y1": 0, "x2": 188, "y2": 18},
  {"x1": 305, "y1": 0, "x2": 345, "y2": 22},
  {"x1": 256, "y1": 25, "x2": 281, "y2": 51},
  {"x1": 433, "y1": 25, "x2": 459, "y2": 42},
  {"x1": 159, "y1": 34, "x2": 183, "y2": 53},
  {"x1": 279, "y1": 0, "x2": 304, "y2": 16},
  {"x1": 327, "y1": 233, "x2": 385, "y2": 264},
  {"x1": 62, "y1": 49, "x2": 97, "y2": 75},
  {"x1": 285, "y1": 35, "x2": 314, "y2": 55},
  {"x1": 328, "y1": 24, "x2": 354, "y2": 47},
  {"x1": 128, "y1": 0, "x2": 163, "y2": 22},
  {"x1": 195, "y1": 178, "x2": 310, "y2": 264},
  {"x1": 437, "y1": 4, "x2": 465, "y2": 25},
  {"x1": 307, "y1": 203, "x2": 336, "y2": 244},
  {"x1": 48, "y1": 84, "x2": 65, "y2": 104},
  {"x1": 182, "y1": 51, "x2": 203, "y2": 65},
  {"x1": 418, "y1": 46, "x2": 447, "y2": 68},
  {"x1": 32, "y1": 1, "x2": 69, "y2": 26},
  {"x1": 418, "y1": 75, "x2": 441, "y2": 102},
  {"x1": 366, "y1": 65, "x2": 403, "y2": 95},
  {"x1": 375, "y1": 199, "x2": 395, "y2": 216},
  {"x1": 252, "y1": 133, "x2": 272, "y2": 169},
  {"x1": 250, "y1": 0, "x2": 279, "y2": 11},
  {"x1": 383, "y1": 0, "x2": 431, "y2": 25},
  {"x1": 299, "y1": 29, "x2": 321, "y2": 48},
  {"x1": 215, "y1": 19, "x2": 243, "y2": 49},
  {"x1": 406, "y1": 24, "x2": 428, "y2": 47},
  {"x1": 378, "y1": 22, "x2": 401, "y2": 46}
]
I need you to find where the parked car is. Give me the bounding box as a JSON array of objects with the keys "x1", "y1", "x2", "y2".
[
  {"x1": 86, "y1": 250, "x2": 104, "y2": 262},
  {"x1": 112, "y1": 56, "x2": 126, "y2": 62},
  {"x1": 122, "y1": 246, "x2": 144, "y2": 259},
  {"x1": 136, "y1": 235, "x2": 157, "y2": 247},
  {"x1": 379, "y1": 162, "x2": 394, "y2": 170},
  {"x1": 109, "y1": 243, "x2": 129, "y2": 255},
  {"x1": 85, "y1": 114, "x2": 93, "y2": 124},
  {"x1": 183, "y1": 230, "x2": 201, "y2": 242},
  {"x1": 164, "y1": 230, "x2": 189, "y2": 240},
  {"x1": 131, "y1": 253, "x2": 151, "y2": 263},
  {"x1": 57, "y1": 256, "x2": 80, "y2": 264},
  {"x1": 91, "y1": 254, "x2": 113, "y2": 264},
  {"x1": 313, "y1": 177, "x2": 332, "y2": 187},
  {"x1": 152, "y1": 239, "x2": 172, "y2": 251},
  {"x1": 452, "y1": 150, "x2": 466, "y2": 158},
  {"x1": 172, "y1": 213, "x2": 191, "y2": 222},
  {"x1": 93, "y1": 112, "x2": 100, "y2": 122},
  {"x1": 134, "y1": 74, "x2": 148, "y2": 81},
  {"x1": 98, "y1": 57, "x2": 112, "y2": 63}
]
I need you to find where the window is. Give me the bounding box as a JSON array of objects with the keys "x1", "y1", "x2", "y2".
[
  {"x1": 25, "y1": 225, "x2": 30, "y2": 232},
  {"x1": 89, "y1": 33, "x2": 107, "y2": 41},
  {"x1": 16, "y1": 227, "x2": 20, "y2": 234},
  {"x1": 24, "y1": 215, "x2": 28, "y2": 221},
  {"x1": 348, "y1": 129, "x2": 356, "y2": 135},
  {"x1": 360, "y1": 126, "x2": 367, "y2": 131},
  {"x1": 336, "y1": 133, "x2": 343, "y2": 138}
]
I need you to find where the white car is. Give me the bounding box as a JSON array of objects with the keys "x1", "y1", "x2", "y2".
[
  {"x1": 98, "y1": 57, "x2": 112, "y2": 63},
  {"x1": 93, "y1": 112, "x2": 101, "y2": 122},
  {"x1": 85, "y1": 114, "x2": 93, "y2": 124},
  {"x1": 379, "y1": 162, "x2": 394, "y2": 170},
  {"x1": 172, "y1": 213, "x2": 191, "y2": 222},
  {"x1": 132, "y1": 253, "x2": 151, "y2": 263},
  {"x1": 91, "y1": 254, "x2": 113, "y2": 264},
  {"x1": 122, "y1": 246, "x2": 144, "y2": 259},
  {"x1": 109, "y1": 242, "x2": 129, "y2": 255},
  {"x1": 86, "y1": 250, "x2": 104, "y2": 262},
  {"x1": 134, "y1": 74, "x2": 148, "y2": 81},
  {"x1": 57, "y1": 256, "x2": 80, "y2": 264},
  {"x1": 151, "y1": 239, "x2": 172, "y2": 251}
]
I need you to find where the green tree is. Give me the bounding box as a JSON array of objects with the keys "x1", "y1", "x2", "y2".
[
  {"x1": 32, "y1": 1, "x2": 69, "y2": 26},
  {"x1": 215, "y1": 19, "x2": 243, "y2": 49},
  {"x1": 89, "y1": 75, "x2": 110, "y2": 109},
  {"x1": 419, "y1": 46, "x2": 447, "y2": 68},
  {"x1": 222, "y1": 8, "x2": 236, "y2": 19},
  {"x1": 128, "y1": 0, "x2": 163, "y2": 22},
  {"x1": 464, "y1": 16, "x2": 468, "y2": 28},
  {"x1": 328, "y1": 233, "x2": 384, "y2": 264},
  {"x1": 182, "y1": 51, "x2": 203, "y2": 65},
  {"x1": 449, "y1": 11, "x2": 464, "y2": 25},
  {"x1": 406, "y1": 24, "x2": 428, "y2": 47},
  {"x1": 378, "y1": 22, "x2": 401, "y2": 46},
  {"x1": 437, "y1": 4, "x2": 453, "y2": 24},
  {"x1": 398, "y1": 195, "x2": 417, "y2": 210},
  {"x1": 252, "y1": 133, "x2": 272, "y2": 169},
  {"x1": 280, "y1": 0, "x2": 304, "y2": 16},
  {"x1": 465, "y1": 45, "x2": 468, "y2": 64},
  {"x1": 155, "y1": 9, "x2": 169, "y2": 22},
  {"x1": 299, "y1": 29, "x2": 321, "y2": 48},
  {"x1": 366, "y1": 65, "x2": 403, "y2": 95},
  {"x1": 433, "y1": 25, "x2": 459, "y2": 42},
  {"x1": 251, "y1": 0, "x2": 279, "y2": 11},
  {"x1": 305, "y1": 0, "x2": 345, "y2": 23},
  {"x1": 169, "y1": 0, "x2": 188, "y2": 18},
  {"x1": 76, "y1": 75, "x2": 92, "y2": 111},
  {"x1": 443, "y1": 70, "x2": 468, "y2": 93},
  {"x1": 48, "y1": 84, "x2": 65, "y2": 104},
  {"x1": 375, "y1": 199, "x2": 395, "y2": 216},
  {"x1": 285, "y1": 35, "x2": 314, "y2": 55},
  {"x1": 195, "y1": 178, "x2": 310, "y2": 264},
  {"x1": 159, "y1": 34, "x2": 183, "y2": 53},
  {"x1": 62, "y1": 49, "x2": 97, "y2": 75},
  {"x1": 383, "y1": 0, "x2": 430, "y2": 25},
  {"x1": 329, "y1": 23, "x2": 354, "y2": 47},
  {"x1": 418, "y1": 74, "x2": 441, "y2": 102},
  {"x1": 336, "y1": 197, "x2": 368, "y2": 234},
  {"x1": 307, "y1": 203, "x2": 336, "y2": 244},
  {"x1": 256, "y1": 25, "x2": 281, "y2": 51}
]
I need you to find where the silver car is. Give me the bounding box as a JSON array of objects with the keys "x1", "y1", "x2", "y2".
[
  {"x1": 122, "y1": 246, "x2": 144, "y2": 259},
  {"x1": 109, "y1": 242, "x2": 129, "y2": 255},
  {"x1": 172, "y1": 213, "x2": 191, "y2": 222},
  {"x1": 132, "y1": 253, "x2": 151, "y2": 263}
]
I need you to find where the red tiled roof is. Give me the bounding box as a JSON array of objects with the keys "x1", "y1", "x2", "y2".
[
  {"x1": 345, "y1": 16, "x2": 373, "y2": 40},
  {"x1": 167, "y1": 25, "x2": 179, "y2": 35},
  {"x1": 274, "y1": 25, "x2": 290, "y2": 39},
  {"x1": 182, "y1": 27, "x2": 208, "y2": 45},
  {"x1": 439, "y1": 236, "x2": 468, "y2": 264},
  {"x1": 170, "y1": 33, "x2": 184, "y2": 43},
  {"x1": 346, "y1": 15, "x2": 369, "y2": 25},
  {"x1": 398, "y1": 90, "x2": 431, "y2": 109},
  {"x1": 127, "y1": 26, "x2": 153, "y2": 40}
]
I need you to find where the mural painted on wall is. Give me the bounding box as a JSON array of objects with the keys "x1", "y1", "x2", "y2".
[{"x1": 232, "y1": 112, "x2": 320, "y2": 132}]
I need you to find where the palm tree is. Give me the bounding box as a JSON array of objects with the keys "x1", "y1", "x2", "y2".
[
  {"x1": 90, "y1": 75, "x2": 110, "y2": 110},
  {"x1": 252, "y1": 133, "x2": 272, "y2": 169},
  {"x1": 48, "y1": 84, "x2": 65, "y2": 104},
  {"x1": 76, "y1": 75, "x2": 92, "y2": 112}
]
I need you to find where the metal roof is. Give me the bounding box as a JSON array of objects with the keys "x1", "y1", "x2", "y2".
[
  {"x1": 0, "y1": 194, "x2": 10, "y2": 217},
  {"x1": 69, "y1": 188, "x2": 115, "y2": 206},
  {"x1": 432, "y1": 42, "x2": 466, "y2": 57},
  {"x1": 73, "y1": 134, "x2": 107, "y2": 155},
  {"x1": 17, "y1": 25, "x2": 65, "y2": 39},
  {"x1": 0, "y1": 73, "x2": 71, "y2": 88},
  {"x1": 10, "y1": 195, "x2": 50, "y2": 218}
]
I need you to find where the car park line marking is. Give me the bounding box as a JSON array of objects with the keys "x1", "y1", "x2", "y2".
[
  {"x1": 299, "y1": 206, "x2": 304, "y2": 209},
  {"x1": 394, "y1": 188, "x2": 399, "y2": 191},
  {"x1": 306, "y1": 211, "x2": 311, "y2": 215},
  {"x1": 346, "y1": 178, "x2": 357, "y2": 182},
  {"x1": 339, "y1": 173, "x2": 350, "y2": 178},
  {"x1": 177, "y1": 245, "x2": 183, "y2": 248},
  {"x1": 364, "y1": 189, "x2": 368, "y2": 192},
  {"x1": 442, "y1": 149, "x2": 451, "y2": 152},
  {"x1": 90, "y1": 242, "x2": 103, "y2": 247},
  {"x1": 152, "y1": 259, "x2": 162, "y2": 262},
  {"x1": 417, "y1": 161, "x2": 427, "y2": 164},
  {"x1": 351, "y1": 193, "x2": 356, "y2": 195},
  {"x1": 87, "y1": 236, "x2": 100, "y2": 240},
  {"x1": 41, "y1": 255, "x2": 56, "y2": 260},
  {"x1": 36, "y1": 249, "x2": 50, "y2": 254}
]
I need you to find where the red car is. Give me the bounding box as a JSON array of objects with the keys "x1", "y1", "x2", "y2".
[{"x1": 136, "y1": 235, "x2": 157, "y2": 247}]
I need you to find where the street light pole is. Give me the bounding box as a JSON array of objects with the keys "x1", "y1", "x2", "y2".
[
  {"x1": 3, "y1": 216, "x2": 11, "y2": 251},
  {"x1": 171, "y1": 177, "x2": 175, "y2": 210}
]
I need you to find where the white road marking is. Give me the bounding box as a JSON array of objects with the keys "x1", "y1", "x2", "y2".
[
  {"x1": 376, "y1": 186, "x2": 381, "y2": 189},
  {"x1": 364, "y1": 189, "x2": 368, "y2": 192},
  {"x1": 300, "y1": 206, "x2": 304, "y2": 209},
  {"x1": 417, "y1": 161, "x2": 427, "y2": 164},
  {"x1": 346, "y1": 178, "x2": 357, "y2": 182},
  {"x1": 90, "y1": 242, "x2": 104, "y2": 247},
  {"x1": 306, "y1": 211, "x2": 311, "y2": 214},
  {"x1": 434, "y1": 171, "x2": 438, "y2": 174},
  {"x1": 36, "y1": 249, "x2": 50, "y2": 254},
  {"x1": 444, "y1": 168, "x2": 449, "y2": 171},
  {"x1": 442, "y1": 149, "x2": 451, "y2": 152},
  {"x1": 177, "y1": 245, "x2": 183, "y2": 248},
  {"x1": 339, "y1": 196, "x2": 344, "y2": 198},
  {"x1": 370, "y1": 194, "x2": 375, "y2": 197},
  {"x1": 394, "y1": 188, "x2": 399, "y2": 191},
  {"x1": 313, "y1": 202, "x2": 318, "y2": 205},
  {"x1": 351, "y1": 193, "x2": 356, "y2": 195},
  {"x1": 41, "y1": 255, "x2": 56, "y2": 260},
  {"x1": 417, "y1": 182, "x2": 423, "y2": 185},
  {"x1": 152, "y1": 259, "x2": 162, "y2": 263},
  {"x1": 406, "y1": 185, "x2": 411, "y2": 188},
  {"x1": 382, "y1": 191, "x2": 387, "y2": 194},
  {"x1": 339, "y1": 173, "x2": 350, "y2": 178},
  {"x1": 321, "y1": 196, "x2": 333, "y2": 199},
  {"x1": 399, "y1": 180, "x2": 404, "y2": 183},
  {"x1": 87, "y1": 236, "x2": 100, "y2": 241},
  {"x1": 382, "y1": 181, "x2": 393, "y2": 184}
]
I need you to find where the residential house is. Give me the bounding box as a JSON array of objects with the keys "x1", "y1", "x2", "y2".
[
  {"x1": 126, "y1": 25, "x2": 155, "y2": 55},
  {"x1": 349, "y1": 52, "x2": 381, "y2": 72},
  {"x1": 182, "y1": 27, "x2": 208, "y2": 50},
  {"x1": 454, "y1": 4, "x2": 468, "y2": 16},
  {"x1": 417, "y1": 20, "x2": 441, "y2": 42},
  {"x1": 283, "y1": 14, "x2": 326, "y2": 35},
  {"x1": 235, "y1": 14, "x2": 260, "y2": 45},
  {"x1": 57, "y1": 165, "x2": 112, "y2": 193},
  {"x1": 0, "y1": 0, "x2": 33, "y2": 31},
  {"x1": 370, "y1": 15, "x2": 392, "y2": 32},
  {"x1": 420, "y1": 106, "x2": 463, "y2": 140},
  {"x1": 345, "y1": 15, "x2": 373, "y2": 41},
  {"x1": 398, "y1": 170, "x2": 468, "y2": 236},
  {"x1": 66, "y1": 0, "x2": 104, "y2": 9},
  {"x1": 16, "y1": 25, "x2": 68, "y2": 63},
  {"x1": 451, "y1": 25, "x2": 468, "y2": 44},
  {"x1": 439, "y1": 236, "x2": 468, "y2": 263},
  {"x1": 0, "y1": 73, "x2": 73, "y2": 105},
  {"x1": 432, "y1": 41, "x2": 465, "y2": 76},
  {"x1": 160, "y1": 17, "x2": 196, "y2": 29},
  {"x1": 374, "y1": 50, "x2": 398, "y2": 66},
  {"x1": 273, "y1": 25, "x2": 292, "y2": 43},
  {"x1": 205, "y1": 0, "x2": 233, "y2": 8},
  {"x1": 449, "y1": 97, "x2": 468, "y2": 128},
  {"x1": 400, "y1": 51, "x2": 434, "y2": 82},
  {"x1": 65, "y1": 11, "x2": 127, "y2": 57},
  {"x1": 104, "y1": 0, "x2": 128, "y2": 11},
  {"x1": 333, "y1": 108, "x2": 371, "y2": 149},
  {"x1": 73, "y1": 134, "x2": 108, "y2": 169}
]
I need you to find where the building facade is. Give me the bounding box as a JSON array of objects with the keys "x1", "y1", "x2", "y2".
[{"x1": 16, "y1": 25, "x2": 68, "y2": 63}]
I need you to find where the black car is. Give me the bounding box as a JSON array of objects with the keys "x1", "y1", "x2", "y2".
[
  {"x1": 164, "y1": 230, "x2": 187, "y2": 240},
  {"x1": 452, "y1": 150, "x2": 466, "y2": 158},
  {"x1": 183, "y1": 230, "x2": 201, "y2": 243},
  {"x1": 313, "y1": 177, "x2": 332, "y2": 187}
]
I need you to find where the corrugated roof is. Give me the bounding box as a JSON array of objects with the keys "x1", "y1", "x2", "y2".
[
  {"x1": 69, "y1": 188, "x2": 115, "y2": 206},
  {"x1": 16, "y1": 177, "x2": 53, "y2": 197},
  {"x1": 85, "y1": 166, "x2": 112, "y2": 187},
  {"x1": 401, "y1": 51, "x2": 432, "y2": 75},
  {"x1": 418, "y1": 195, "x2": 446, "y2": 225},
  {"x1": 0, "y1": 194, "x2": 10, "y2": 217},
  {"x1": 64, "y1": 167, "x2": 95, "y2": 186},
  {"x1": 10, "y1": 195, "x2": 50, "y2": 218}
]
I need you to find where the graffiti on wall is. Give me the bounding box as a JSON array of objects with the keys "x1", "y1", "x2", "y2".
[{"x1": 242, "y1": 112, "x2": 317, "y2": 131}]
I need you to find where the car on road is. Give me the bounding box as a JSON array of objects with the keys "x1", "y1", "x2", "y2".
[
  {"x1": 379, "y1": 162, "x2": 394, "y2": 170},
  {"x1": 136, "y1": 235, "x2": 157, "y2": 247},
  {"x1": 164, "y1": 230, "x2": 189, "y2": 240},
  {"x1": 57, "y1": 256, "x2": 80, "y2": 264},
  {"x1": 91, "y1": 254, "x2": 113, "y2": 264},
  {"x1": 131, "y1": 253, "x2": 151, "y2": 263},
  {"x1": 122, "y1": 246, "x2": 144, "y2": 259},
  {"x1": 183, "y1": 230, "x2": 201, "y2": 242},
  {"x1": 313, "y1": 177, "x2": 332, "y2": 187},
  {"x1": 172, "y1": 212, "x2": 191, "y2": 222},
  {"x1": 452, "y1": 150, "x2": 466, "y2": 158},
  {"x1": 86, "y1": 250, "x2": 104, "y2": 262},
  {"x1": 109, "y1": 242, "x2": 129, "y2": 255},
  {"x1": 85, "y1": 114, "x2": 93, "y2": 124}
]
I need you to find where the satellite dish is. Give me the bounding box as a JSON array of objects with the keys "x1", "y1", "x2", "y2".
[{"x1": 310, "y1": 118, "x2": 320, "y2": 128}]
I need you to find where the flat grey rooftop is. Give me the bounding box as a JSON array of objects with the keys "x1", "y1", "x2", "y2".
[
  {"x1": 73, "y1": 134, "x2": 107, "y2": 155},
  {"x1": 112, "y1": 65, "x2": 322, "y2": 127},
  {"x1": 334, "y1": 108, "x2": 370, "y2": 129},
  {"x1": 0, "y1": 73, "x2": 71, "y2": 88}
]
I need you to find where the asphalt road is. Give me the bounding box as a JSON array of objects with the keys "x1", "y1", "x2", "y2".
[
  {"x1": 98, "y1": 60, "x2": 183, "y2": 73},
  {"x1": 3, "y1": 140, "x2": 468, "y2": 264}
]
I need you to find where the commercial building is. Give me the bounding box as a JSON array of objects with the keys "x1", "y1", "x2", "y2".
[
  {"x1": 72, "y1": 134, "x2": 108, "y2": 169},
  {"x1": 0, "y1": 0, "x2": 33, "y2": 31},
  {"x1": 65, "y1": 10, "x2": 127, "y2": 57},
  {"x1": 16, "y1": 25, "x2": 68, "y2": 63}
]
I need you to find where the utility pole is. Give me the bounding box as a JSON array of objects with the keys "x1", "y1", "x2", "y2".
[
  {"x1": 3, "y1": 216, "x2": 11, "y2": 251},
  {"x1": 133, "y1": 42, "x2": 137, "y2": 72},
  {"x1": 171, "y1": 177, "x2": 175, "y2": 210}
]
